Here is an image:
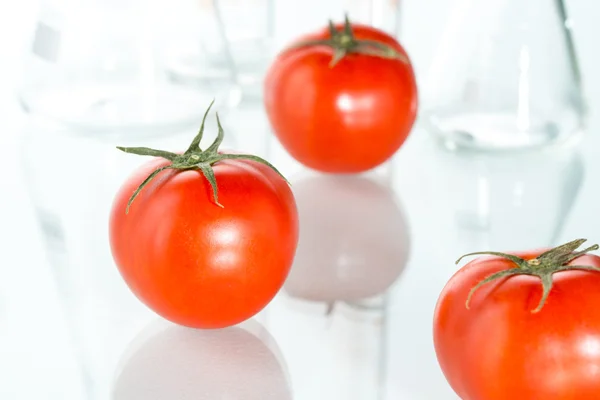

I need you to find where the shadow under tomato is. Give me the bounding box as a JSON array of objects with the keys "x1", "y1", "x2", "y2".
[
  {"x1": 111, "y1": 319, "x2": 292, "y2": 400},
  {"x1": 284, "y1": 173, "x2": 411, "y2": 305}
]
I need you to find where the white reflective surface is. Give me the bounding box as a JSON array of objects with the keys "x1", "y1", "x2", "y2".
[
  {"x1": 4, "y1": 106, "x2": 599, "y2": 399},
  {"x1": 3, "y1": 1, "x2": 600, "y2": 399},
  {"x1": 111, "y1": 319, "x2": 292, "y2": 400}
]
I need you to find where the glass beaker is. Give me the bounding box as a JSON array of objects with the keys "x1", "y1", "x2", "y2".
[
  {"x1": 18, "y1": 0, "x2": 238, "y2": 398},
  {"x1": 273, "y1": 0, "x2": 402, "y2": 47},
  {"x1": 423, "y1": 0, "x2": 586, "y2": 152},
  {"x1": 164, "y1": 0, "x2": 276, "y2": 104},
  {"x1": 20, "y1": 0, "x2": 240, "y2": 131},
  {"x1": 170, "y1": 0, "x2": 403, "y2": 106},
  {"x1": 435, "y1": 143, "x2": 584, "y2": 253}
]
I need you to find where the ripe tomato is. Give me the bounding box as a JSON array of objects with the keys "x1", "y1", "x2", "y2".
[
  {"x1": 109, "y1": 104, "x2": 298, "y2": 329},
  {"x1": 433, "y1": 239, "x2": 600, "y2": 400},
  {"x1": 264, "y1": 17, "x2": 418, "y2": 173}
]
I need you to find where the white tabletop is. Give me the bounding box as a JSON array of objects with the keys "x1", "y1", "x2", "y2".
[{"x1": 3, "y1": 1, "x2": 600, "y2": 399}]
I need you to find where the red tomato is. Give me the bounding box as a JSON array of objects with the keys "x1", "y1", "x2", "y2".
[
  {"x1": 433, "y1": 240, "x2": 600, "y2": 400},
  {"x1": 109, "y1": 110, "x2": 298, "y2": 329},
  {"x1": 264, "y1": 20, "x2": 418, "y2": 173}
]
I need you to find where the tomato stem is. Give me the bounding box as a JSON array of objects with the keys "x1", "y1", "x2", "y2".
[
  {"x1": 457, "y1": 238, "x2": 600, "y2": 313},
  {"x1": 287, "y1": 14, "x2": 409, "y2": 68},
  {"x1": 116, "y1": 100, "x2": 289, "y2": 214}
]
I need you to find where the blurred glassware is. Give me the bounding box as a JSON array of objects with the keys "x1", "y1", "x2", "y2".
[
  {"x1": 112, "y1": 318, "x2": 291, "y2": 400},
  {"x1": 19, "y1": 0, "x2": 240, "y2": 132},
  {"x1": 221, "y1": 100, "x2": 271, "y2": 159},
  {"x1": 435, "y1": 143, "x2": 584, "y2": 252},
  {"x1": 423, "y1": 0, "x2": 585, "y2": 152},
  {"x1": 18, "y1": 1, "x2": 237, "y2": 398},
  {"x1": 274, "y1": 0, "x2": 402, "y2": 48},
  {"x1": 165, "y1": 0, "x2": 275, "y2": 104},
  {"x1": 171, "y1": 0, "x2": 403, "y2": 106},
  {"x1": 263, "y1": 172, "x2": 409, "y2": 400}
]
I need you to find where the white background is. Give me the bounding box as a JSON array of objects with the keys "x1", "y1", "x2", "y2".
[{"x1": 2, "y1": 0, "x2": 600, "y2": 399}]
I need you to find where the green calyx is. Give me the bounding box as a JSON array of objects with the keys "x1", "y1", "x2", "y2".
[
  {"x1": 456, "y1": 238, "x2": 600, "y2": 313},
  {"x1": 117, "y1": 100, "x2": 288, "y2": 214},
  {"x1": 289, "y1": 14, "x2": 409, "y2": 67}
]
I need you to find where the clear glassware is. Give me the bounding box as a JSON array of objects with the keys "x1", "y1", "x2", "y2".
[
  {"x1": 164, "y1": 0, "x2": 276, "y2": 104},
  {"x1": 274, "y1": 0, "x2": 402, "y2": 46},
  {"x1": 423, "y1": 0, "x2": 586, "y2": 152},
  {"x1": 435, "y1": 143, "x2": 584, "y2": 253},
  {"x1": 20, "y1": 0, "x2": 240, "y2": 131},
  {"x1": 169, "y1": 0, "x2": 402, "y2": 106},
  {"x1": 18, "y1": 0, "x2": 237, "y2": 398}
]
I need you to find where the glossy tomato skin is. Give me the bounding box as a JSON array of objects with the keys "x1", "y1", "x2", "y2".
[
  {"x1": 109, "y1": 155, "x2": 298, "y2": 329},
  {"x1": 264, "y1": 24, "x2": 418, "y2": 173},
  {"x1": 434, "y1": 251, "x2": 600, "y2": 400}
]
